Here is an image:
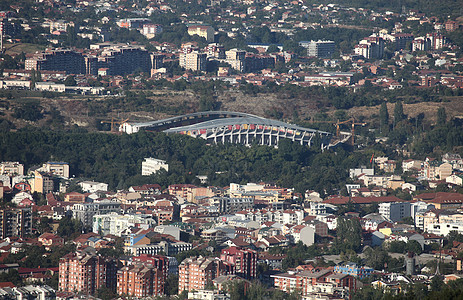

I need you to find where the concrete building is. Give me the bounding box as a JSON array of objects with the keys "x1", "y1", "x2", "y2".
[
  {"x1": 150, "y1": 53, "x2": 165, "y2": 70},
  {"x1": 0, "y1": 162, "x2": 24, "y2": 176},
  {"x1": 142, "y1": 158, "x2": 169, "y2": 176},
  {"x1": 25, "y1": 49, "x2": 86, "y2": 74},
  {"x1": 333, "y1": 263, "x2": 374, "y2": 279},
  {"x1": 117, "y1": 264, "x2": 164, "y2": 297},
  {"x1": 59, "y1": 251, "x2": 117, "y2": 294},
  {"x1": 214, "y1": 197, "x2": 254, "y2": 214},
  {"x1": 141, "y1": 24, "x2": 163, "y2": 39},
  {"x1": 179, "y1": 51, "x2": 207, "y2": 72},
  {"x1": 98, "y1": 45, "x2": 151, "y2": 76},
  {"x1": 220, "y1": 247, "x2": 257, "y2": 279},
  {"x1": 93, "y1": 212, "x2": 156, "y2": 236},
  {"x1": 79, "y1": 181, "x2": 109, "y2": 193},
  {"x1": 355, "y1": 36, "x2": 385, "y2": 59},
  {"x1": 38, "y1": 162, "x2": 70, "y2": 178},
  {"x1": 0, "y1": 207, "x2": 32, "y2": 238},
  {"x1": 32, "y1": 171, "x2": 54, "y2": 194},
  {"x1": 379, "y1": 202, "x2": 411, "y2": 222},
  {"x1": 225, "y1": 49, "x2": 246, "y2": 72},
  {"x1": 72, "y1": 201, "x2": 121, "y2": 228},
  {"x1": 188, "y1": 25, "x2": 215, "y2": 42},
  {"x1": 300, "y1": 40, "x2": 335, "y2": 58},
  {"x1": 178, "y1": 256, "x2": 229, "y2": 293},
  {"x1": 127, "y1": 240, "x2": 193, "y2": 256}
]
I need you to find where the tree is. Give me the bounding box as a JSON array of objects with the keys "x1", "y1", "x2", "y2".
[
  {"x1": 64, "y1": 75, "x2": 77, "y2": 86},
  {"x1": 57, "y1": 216, "x2": 83, "y2": 239},
  {"x1": 393, "y1": 101, "x2": 405, "y2": 126},
  {"x1": 335, "y1": 217, "x2": 362, "y2": 252},
  {"x1": 437, "y1": 107, "x2": 447, "y2": 126},
  {"x1": 379, "y1": 102, "x2": 389, "y2": 134}
]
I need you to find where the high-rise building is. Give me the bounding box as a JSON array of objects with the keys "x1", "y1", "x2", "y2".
[
  {"x1": 0, "y1": 208, "x2": 32, "y2": 238},
  {"x1": 150, "y1": 53, "x2": 165, "y2": 70},
  {"x1": 99, "y1": 45, "x2": 151, "y2": 75},
  {"x1": 59, "y1": 251, "x2": 118, "y2": 295},
  {"x1": 117, "y1": 254, "x2": 169, "y2": 297},
  {"x1": 117, "y1": 264, "x2": 164, "y2": 297},
  {"x1": 25, "y1": 49, "x2": 86, "y2": 74},
  {"x1": 304, "y1": 40, "x2": 335, "y2": 58},
  {"x1": 72, "y1": 201, "x2": 121, "y2": 228},
  {"x1": 179, "y1": 52, "x2": 207, "y2": 72},
  {"x1": 178, "y1": 256, "x2": 229, "y2": 293},
  {"x1": 220, "y1": 247, "x2": 257, "y2": 279},
  {"x1": 225, "y1": 49, "x2": 246, "y2": 72},
  {"x1": 142, "y1": 158, "x2": 169, "y2": 176}
]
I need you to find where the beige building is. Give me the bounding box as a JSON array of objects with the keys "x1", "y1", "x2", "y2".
[
  {"x1": 187, "y1": 25, "x2": 215, "y2": 42},
  {"x1": 32, "y1": 171, "x2": 54, "y2": 194},
  {"x1": 0, "y1": 162, "x2": 24, "y2": 176},
  {"x1": 179, "y1": 52, "x2": 207, "y2": 72},
  {"x1": 38, "y1": 161, "x2": 70, "y2": 178}
]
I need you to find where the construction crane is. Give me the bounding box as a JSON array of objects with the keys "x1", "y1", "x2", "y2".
[
  {"x1": 101, "y1": 117, "x2": 129, "y2": 132},
  {"x1": 335, "y1": 118, "x2": 366, "y2": 146}
]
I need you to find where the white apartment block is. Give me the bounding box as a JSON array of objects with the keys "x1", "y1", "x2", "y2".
[
  {"x1": 0, "y1": 162, "x2": 24, "y2": 176},
  {"x1": 79, "y1": 181, "x2": 109, "y2": 193},
  {"x1": 93, "y1": 212, "x2": 156, "y2": 236},
  {"x1": 142, "y1": 158, "x2": 169, "y2": 175},
  {"x1": 379, "y1": 202, "x2": 411, "y2": 222},
  {"x1": 426, "y1": 223, "x2": 463, "y2": 236}
]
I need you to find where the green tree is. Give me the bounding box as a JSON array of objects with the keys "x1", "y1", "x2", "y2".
[
  {"x1": 379, "y1": 102, "x2": 389, "y2": 134},
  {"x1": 335, "y1": 217, "x2": 362, "y2": 252},
  {"x1": 64, "y1": 75, "x2": 77, "y2": 86},
  {"x1": 393, "y1": 101, "x2": 405, "y2": 126},
  {"x1": 437, "y1": 107, "x2": 447, "y2": 126}
]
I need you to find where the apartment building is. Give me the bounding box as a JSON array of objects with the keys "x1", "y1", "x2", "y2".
[
  {"x1": 0, "y1": 162, "x2": 24, "y2": 176},
  {"x1": 72, "y1": 201, "x2": 121, "y2": 228},
  {"x1": 25, "y1": 49, "x2": 86, "y2": 74},
  {"x1": 38, "y1": 161, "x2": 70, "y2": 178},
  {"x1": 355, "y1": 36, "x2": 385, "y2": 59},
  {"x1": 272, "y1": 269, "x2": 359, "y2": 297},
  {"x1": 300, "y1": 40, "x2": 335, "y2": 58},
  {"x1": 126, "y1": 240, "x2": 193, "y2": 256},
  {"x1": 93, "y1": 212, "x2": 157, "y2": 236},
  {"x1": 78, "y1": 181, "x2": 108, "y2": 193},
  {"x1": 117, "y1": 264, "x2": 164, "y2": 297},
  {"x1": 187, "y1": 25, "x2": 215, "y2": 42},
  {"x1": 379, "y1": 202, "x2": 412, "y2": 222},
  {"x1": 220, "y1": 247, "x2": 257, "y2": 279},
  {"x1": 178, "y1": 256, "x2": 229, "y2": 293},
  {"x1": 142, "y1": 158, "x2": 169, "y2": 176},
  {"x1": 99, "y1": 45, "x2": 151, "y2": 75},
  {"x1": 214, "y1": 197, "x2": 254, "y2": 214},
  {"x1": 179, "y1": 51, "x2": 207, "y2": 72},
  {"x1": 0, "y1": 207, "x2": 32, "y2": 238},
  {"x1": 59, "y1": 251, "x2": 118, "y2": 294},
  {"x1": 225, "y1": 49, "x2": 246, "y2": 72}
]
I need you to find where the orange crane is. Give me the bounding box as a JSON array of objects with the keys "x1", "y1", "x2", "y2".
[
  {"x1": 335, "y1": 118, "x2": 366, "y2": 145},
  {"x1": 101, "y1": 117, "x2": 129, "y2": 132}
]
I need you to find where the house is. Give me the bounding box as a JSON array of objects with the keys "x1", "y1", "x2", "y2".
[{"x1": 38, "y1": 233, "x2": 64, "y2": 249}]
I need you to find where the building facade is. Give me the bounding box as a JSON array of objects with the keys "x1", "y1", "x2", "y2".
[
  {"x1": 178, "y1": 256, "x2": 229, "y2": 293},
  {"x1": 0, "y1": 208, "x2": 32, "y2": 238},
  {"x1": 59, "y1": 251, "x2": 118, "y2": 294},
  {"x1": 142, "y1": 158, "x2": 169, "y2": 176}
]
